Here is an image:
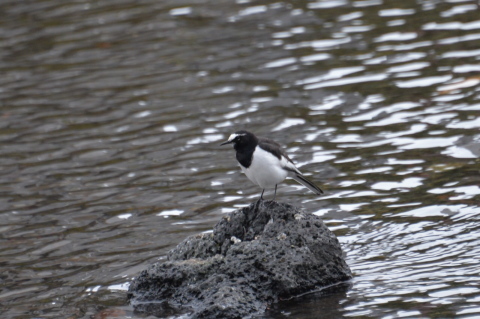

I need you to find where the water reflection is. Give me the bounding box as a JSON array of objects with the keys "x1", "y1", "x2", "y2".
[{"x1": 1, "y1": 0, "x2": 479, "y2": 318}]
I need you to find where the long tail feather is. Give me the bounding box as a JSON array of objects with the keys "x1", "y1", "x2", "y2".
[{"x1": 292, "y1": 174, "x2": 324, "y2": 195}]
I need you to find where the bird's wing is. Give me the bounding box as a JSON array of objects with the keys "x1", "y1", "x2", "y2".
[
  {"x1": 258, "y1": 136, "x2": 281, "y2": 147},
  {"x1": 258, "y1": 137, "x2": 301, "y2": 173},
  {"x1": 282, "y1": 160, "x2": 324, "y2": 195},
  {"x1": 259, "y1": 136, "x2": 323, "y2": 195},
  {"x1": 258, "y1": 137, "x2": 294, "y2": 162},
  {"x1": 281, "y1": 156, "x2": 303, "y2": 175}
]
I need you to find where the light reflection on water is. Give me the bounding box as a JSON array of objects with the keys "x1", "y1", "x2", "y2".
[{"x1": 1, "y1": 0, "x2": 480, "y2": 318}]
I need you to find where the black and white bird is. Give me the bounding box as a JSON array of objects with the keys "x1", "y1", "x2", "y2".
[{"x1": 221, "y1": 130, "x2": 323, "y2": 200}]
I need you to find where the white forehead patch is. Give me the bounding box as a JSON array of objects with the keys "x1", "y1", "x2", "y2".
[{"x1": 227, "y1": 133, "x2": 245, "y2": 142}]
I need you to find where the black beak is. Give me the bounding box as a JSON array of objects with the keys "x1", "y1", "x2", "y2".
[{"x1": 220, "y1": 140, "x2": 232, "y2": 146}]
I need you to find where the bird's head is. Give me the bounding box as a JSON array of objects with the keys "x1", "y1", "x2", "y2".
[{"x1": 220, "y1": 130, "x2": 257, "y2": 149}]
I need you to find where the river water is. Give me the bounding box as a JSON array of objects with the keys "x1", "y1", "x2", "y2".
[{"x1": 1, "y1": 0, "x2": 479, "y2": 318}]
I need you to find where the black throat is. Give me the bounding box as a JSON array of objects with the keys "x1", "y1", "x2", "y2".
[{"x1": 234, "y1": 134, "x2": 258, "y2": 168}]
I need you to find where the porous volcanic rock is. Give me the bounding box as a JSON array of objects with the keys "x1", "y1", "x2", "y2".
[{"x1": 128, "y1": 201, "x2": 352, "y2": 318}]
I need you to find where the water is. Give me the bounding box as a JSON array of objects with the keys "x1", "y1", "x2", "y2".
[{"x1": 1, "y1": 0, "x2": 479, "y2": 318}]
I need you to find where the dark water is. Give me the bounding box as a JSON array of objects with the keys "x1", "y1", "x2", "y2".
[{"x1": 1, "y1": 0, "x2": 480, "y2": 318}]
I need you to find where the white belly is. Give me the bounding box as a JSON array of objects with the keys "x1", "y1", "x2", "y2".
[{"x1": 240, "y1": 146, "x2": 288, "y2": 189}]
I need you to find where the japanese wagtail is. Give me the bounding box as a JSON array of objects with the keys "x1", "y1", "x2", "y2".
[{"x1": 221, "y1": 130, "x2": 323, "y2": 200}]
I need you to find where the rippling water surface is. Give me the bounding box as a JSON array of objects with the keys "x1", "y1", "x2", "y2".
[{"x1": 1, "y1": 0, "x2": 479, "y2": 318}]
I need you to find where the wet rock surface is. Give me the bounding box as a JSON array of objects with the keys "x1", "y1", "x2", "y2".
[{"x1": 128, "y1": 201, "x2": 352, "y2": 318}]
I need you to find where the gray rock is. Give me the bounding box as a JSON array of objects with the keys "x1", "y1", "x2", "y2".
[{"x1": 128, "y1": 201, "x2": 352, "y2": 318}]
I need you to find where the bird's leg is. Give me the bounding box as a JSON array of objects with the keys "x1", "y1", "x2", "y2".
[
  {"x1": 273, "y1": 184, "x2": 277, "y2": 202},
  {"x1": 254, "y1": 189, "x2": 265, "y2": 214}
]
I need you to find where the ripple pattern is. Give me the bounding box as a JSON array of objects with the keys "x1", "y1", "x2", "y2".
[{"x1": 0, "y1": 0, "x2": 479, "y2": 318}]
